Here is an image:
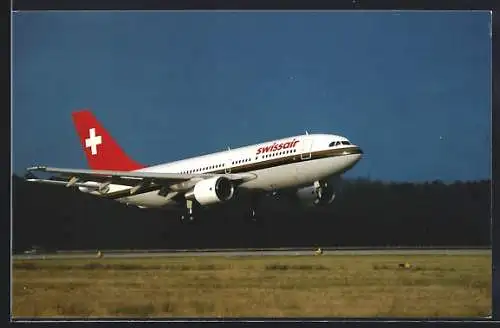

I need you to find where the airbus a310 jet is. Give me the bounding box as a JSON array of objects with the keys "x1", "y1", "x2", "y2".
[{"x1": 25, "y1": 110, "x2": 363, "y2": 222}]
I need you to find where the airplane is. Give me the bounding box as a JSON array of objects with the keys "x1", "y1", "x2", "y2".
[{"x1": 25, "y1": 109, "x2": 363, "y2": 222}]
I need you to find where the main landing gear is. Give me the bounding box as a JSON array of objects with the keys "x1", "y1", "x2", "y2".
[
  {"x1": 246, "y1": 208, "x2": 257, "y2": 222},
  {"x1": 179, "y1": 194, "x2": 263, "y2": 223},
  {"x1": 180, "y1": 199, "x2": 197, "y2": 223},
  {"x1": 246, "y1": 194, "x2": 262, "y2": 223}
]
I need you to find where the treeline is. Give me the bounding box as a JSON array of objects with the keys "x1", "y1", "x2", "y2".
[{"x1": 11, "y1": 175, "x2": 490, "y2": 252}]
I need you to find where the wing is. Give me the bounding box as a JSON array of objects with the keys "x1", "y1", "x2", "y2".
[{"x1": 25, "y1": 166, "x2": 257, "y2": 195}]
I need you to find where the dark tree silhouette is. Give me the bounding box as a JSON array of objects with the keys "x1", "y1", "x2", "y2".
[{"x1": 11, "y1": 175, "x2": 491, "y2": 252}]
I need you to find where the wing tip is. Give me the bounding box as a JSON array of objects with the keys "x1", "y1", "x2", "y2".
[{"x1": 27, "y1": 165, "x2": 47, "y2": 171}]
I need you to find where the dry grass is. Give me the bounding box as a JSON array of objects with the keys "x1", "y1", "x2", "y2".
[{"x1": 12, "y1": 253, "x2": 491, "y2": 318}]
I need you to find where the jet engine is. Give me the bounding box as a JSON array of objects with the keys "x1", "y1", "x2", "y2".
[
  {"x1": 192, "y1": 177, "x2": 235, "y2": 205},
  {"x1": 296, "y1": 177, "x2": 342, "y2": 207}
]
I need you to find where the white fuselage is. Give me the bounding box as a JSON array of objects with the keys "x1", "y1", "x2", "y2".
[{"x1": 80, "y1": 133, "x2": 363, "y2": 208}]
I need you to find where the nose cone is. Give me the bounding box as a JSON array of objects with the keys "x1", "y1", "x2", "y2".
[
  {"x1": 341, "y1": 145, "x2": 363, "y2": 171},
  {"x1": 351, "y1": 146, "x2": 363, "y2": 164},
  {"x1": 344, "y1": 145, "x2": 363, "y2": 157}
]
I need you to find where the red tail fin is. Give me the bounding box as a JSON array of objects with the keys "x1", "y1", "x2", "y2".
[{"x1": 71, "y1": 109, "x2": 145, "y2": 171}]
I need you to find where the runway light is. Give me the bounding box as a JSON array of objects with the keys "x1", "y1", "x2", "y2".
[{"x1": 398, "y1": 262, "x2": 412, "y2": 269}]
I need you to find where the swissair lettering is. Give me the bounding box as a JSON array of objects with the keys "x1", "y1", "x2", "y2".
[{"x1": 256, "y1": 139, "x2": 300, "y2": 155}]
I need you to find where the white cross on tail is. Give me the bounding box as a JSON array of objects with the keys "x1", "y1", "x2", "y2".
[{"x1": 85, "y1": 128, "x2": 102, "y2": 155}]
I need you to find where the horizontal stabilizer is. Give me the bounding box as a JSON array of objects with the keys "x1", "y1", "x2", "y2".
[{"x1": 25, "y1": 178, "x2": 100, "y2": 190}]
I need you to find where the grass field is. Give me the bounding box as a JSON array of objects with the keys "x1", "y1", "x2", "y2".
[{"x1": 12, "y1": 253, "x2": 491, "y2": 318}]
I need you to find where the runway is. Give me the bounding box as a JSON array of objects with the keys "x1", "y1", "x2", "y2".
[{"x1": 12, "y1": 248, "x2": 490, "y2": 260}]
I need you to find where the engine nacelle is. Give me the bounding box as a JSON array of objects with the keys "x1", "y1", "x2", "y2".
[
  {"x1": 192, "y1": 177, "x2": 235, "y2": 206},
  {"x1": 296, "y1": 177, "x2": 342, "y2": 207}
]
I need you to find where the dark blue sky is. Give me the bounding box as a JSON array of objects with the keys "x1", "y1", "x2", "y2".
[{"x1": 13, "y1": 11, "x2": 491, "y2": 182}]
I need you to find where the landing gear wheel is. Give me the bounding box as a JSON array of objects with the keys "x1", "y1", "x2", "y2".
[
  {"x1": 180, "y1": 213, "x2": 196, "y2": 223},
  {"x1": 181, "y1": 200, "x2": 197, "y2": 223},
  {"x1": 250, "y1": 208, "x2": 257, "y2": 221},
  {"x1": 246, "y1": 193, "x2": 263, "y2": 222},
  {"x1": 244, "y1": 206, "x2": 260, "y2": 223}
]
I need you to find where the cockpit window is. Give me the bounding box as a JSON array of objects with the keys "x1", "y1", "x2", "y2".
[{"x1": 329, "y1": 140, "x2": 351, "y2": 147}]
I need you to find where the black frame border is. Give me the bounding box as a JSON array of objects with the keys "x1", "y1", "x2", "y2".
[{"x1": 7, "y1": 0, "x2": 499, "y2": 326}]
